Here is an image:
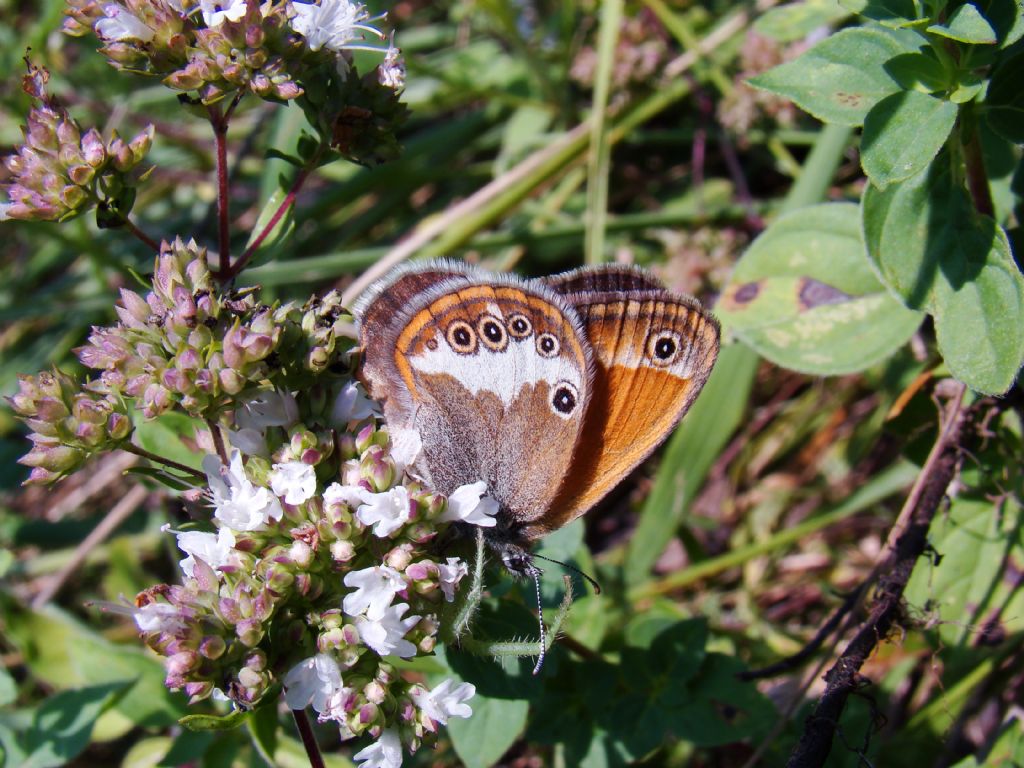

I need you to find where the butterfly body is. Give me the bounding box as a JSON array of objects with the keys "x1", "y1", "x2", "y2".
[{"x1": 354, "y1": 261, "x2": 719, "y2": 572}]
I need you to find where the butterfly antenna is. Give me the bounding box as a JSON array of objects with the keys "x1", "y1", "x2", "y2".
[
  {"x1": 531, "y1": 553, "x2": 602, "y2": 595},
  {"x1": 528, "y1": 564, "x2": 547, "y2": 676}
]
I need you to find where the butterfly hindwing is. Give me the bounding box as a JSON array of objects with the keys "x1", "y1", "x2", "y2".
[{"x1": 531, "y1": 266, "x2": 720, "y2": 538}]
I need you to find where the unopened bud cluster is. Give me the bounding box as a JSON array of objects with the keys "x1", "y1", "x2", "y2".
[
  {"x1": 74, "y1": 237, "x2": 284, "y2": 419},
  {"x1": 8, "y1": 370, "x2": 132, "y2": 484},
  {"x1": 1, "y1": 67, "x2": 152, "y2": 223}
]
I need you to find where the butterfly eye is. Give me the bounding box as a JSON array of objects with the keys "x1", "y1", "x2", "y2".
[
  {"x1": 646, "y1": 330, "x2": 681, "y2": 366},
  {"x1": 536, "y1": 332, "x2": 560, "y2": 358},
  {"x1": 550, "y1": 381, "x2": 579, "y2": 417},
  {"x1": 507, "y1": 313, "x2": 533, "y2": 339},
  {"x1": 446, "y1": 320, "x2": 477, "y2": 354},
  {"x1": 477, "y1": 314, "x2": 508, "y2": 351}
]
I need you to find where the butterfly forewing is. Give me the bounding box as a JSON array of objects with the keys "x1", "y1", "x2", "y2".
[{"x1": 390, "y1": 284, "x2": 593, "y2": 524}]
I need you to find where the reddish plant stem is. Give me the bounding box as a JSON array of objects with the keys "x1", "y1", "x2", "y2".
[
  {"x1": 786, "y1": 384, "x2": 969, "y2": 768},
  {"x1": 121, "y1": 215, "x2": 161, "y2": 252},
  {"x1": 121, "y1": 443, "x2": 205, "y2": 481},
  {"x1": 962, "y1": 117, "x2": 995, "y2": 219},
  {"x1": 206, "y1": 418, "x2": 229, "y2": 464},
  {"x1": 226, "y1": 164, "x2": 313, "y2": 279},
  {"x1": 209, "y1": 103, "x2": 231, "y2": 280},
  {"x1": 292, "y1": 709, "x2": 326, "y2": 768}
]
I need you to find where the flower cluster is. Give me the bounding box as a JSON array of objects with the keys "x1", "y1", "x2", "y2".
[
  {"x1": 134, "y1": 394, "x2": 494, "y2": 765},
  {"x1": 7, "y1": 369, "x2": 133, "y2": 484},
  {"x1": 1, "y1": 65, "x2": 152, "y2": 223},
  {"x1": 76, "y1": 237, "x2": 291, "y2": 420},
  {"x1": 63, "y1": 0, "x2": 402, "y2": 104},
  {"x1": 6, "y1": 227, "x2": 495, "y2": 764}
]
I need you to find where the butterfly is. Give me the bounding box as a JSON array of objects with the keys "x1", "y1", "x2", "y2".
[{"x1": 353, "y1": 260, "x2": 720, "y2": 576}]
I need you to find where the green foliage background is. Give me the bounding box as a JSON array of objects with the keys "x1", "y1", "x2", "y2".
[{"x1": 1, "y1": 0, "x2": 1022, "y2": 766}]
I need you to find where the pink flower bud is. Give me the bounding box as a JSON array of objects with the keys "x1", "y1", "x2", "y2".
[
  {"x1": 81, "y1": 128, "x2": 106, "y2": 167},
  {"x1": 236, "y1": 619, "x2": 263, "y2": 647},
  {"x1": 200, "y1": 636, "x2": 226, "y2": 659},
  {"x1": 238, "y1": 667, "x2": 263, "y2": 690},
  {"x1": 19, "y1": 444, "x2": 81, "y2": 472},
  {"x1": 331, "y1": 540, "x2": 355, "y2": 563}
]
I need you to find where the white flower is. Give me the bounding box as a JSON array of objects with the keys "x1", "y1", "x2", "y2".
[
  {"x1": 289, "y1": 0, "x2": 385, "y2": 53},
  {"x1": 324, "y1": 482, "x2": 369, "y2": 509},
  {"x1": 204, "y1": 450, "x2": 284, "y2": 531},
  {"x1": 343, "y1": 565, "x2": 405, "y2": 620},
  {"x1": 95, "y1": 4, "x2": 155, "y2": 41},
  {"x1": 198, "y1": 0, "x2": 247, "y2": 26},
  {"x1": 378, "y1": 41, "x2": 405, "y2": 89},
  {"x1": 283, "y1": 653, "x2": 349, "y2": 722},
  {"x1": 355, "y1": 603, "x2": 420, "y2": 658},
  {"x1": 388, "y1": 428, "x2": 421, "y2": 476},
  {"x1": 227, "y1": 426, "x2": 267, "y2": 457},
  {"x1": 0, "y1": 202, "x2": 12, "y2": 221},
  {"x1": 175, "y1": 527, "x2": 236, "y2": 578},
  {"x1": 134, "y1": 602, "x2": 184, "y2": 633},
  {"x1": 270, "y1": 461, "x2": 317, "y2": 505},
  {"x1": 237, "y1": 389, "x2": 299, "y2": 429},
  {"x1": 439, "y1": 481, "x2": 499, "y2": 527},
  {"x1": 411, "y1": 679, "x2": 475, "y2": 726},
  {"x1": 331, "y1": 380, "x2": 379, "y2": 424},
  {"x1": 353, "y1": 727, "x2": 402, "y2": 768},
  {"x1": 356, "y1": 486, "x2": 411, "y2": 537},
  {"x1": 437, "y1": 557, "x2": 468, "y2": 602}
]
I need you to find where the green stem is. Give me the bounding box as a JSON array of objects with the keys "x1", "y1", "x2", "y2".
[{"x1": 583, "y1": 0, "x2": 623, "y2": 265}]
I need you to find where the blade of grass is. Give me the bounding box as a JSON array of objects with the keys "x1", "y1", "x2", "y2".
[
  {"x1": 341, "y1": 6, "x2": 758, "y2": 305},
  {"x1": 583, "y1": 0, "x2": 623, "y2": 265}
]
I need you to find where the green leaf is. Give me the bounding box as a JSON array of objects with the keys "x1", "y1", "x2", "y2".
[
  {"x1": 622, "y1": 343, "x2": 758, "y2": 586},
  {"x1": 905, "y1": 497, "x2": 1023, "y2": 647},
  {"x1": 986, "y1": 51, "x2": 1024, "y2": 144},
  {"x1": 3, "y1": 603, "x2": 186, "y2": 728},
  {"x1": 133, "y1": 411, "x2": 203, "y2": 473},
  {"x1": 0, "y1": 667, "x2": 16, "y2": 707},
  {"x1": 22, "y1": 681, "x2": 131, "y2": 768},
  {"x1": 718, "y1": 203, "x2": 923, "y2": 375},
  {"x1": 245, "y1": 702, "x2": 279, "y2": 765},
  {"x1": 883, "y1": 51, "x2": 949, "y2": 93},
  {"x1": 981, "y1": 0, "x2": 1024, "y2": 47},
  {"x1": 179, "y1": 709, "x2": 250, "y2": 732},
  {"x1": 839, "y1": 0, "x2": 922, "y2": 27},
  {"x1": 121, "y1": 736, "x2": 172, "y2": 768},
  {"x1": 861, "y1": 91, "x2": 958, "y2": 187},
  {"x1": 447, "y1": 694, "x2": 529, "y2": 768},
  {"x1": 753, "y1": 0, "x2": 851, "y2": 43},
  {"x1": 673, "y1": 655, "x2": 775, "y2": 746},
  {"x1": 933, "y1": 228, "x2": 1024, "y2": 394},
  {"x1": 927, "y1": 3, "x2": 997, "y2": 43},
  {"x1": 862, "y1": 158, "x2": 1024, "y2": 393},
  {"x1": 748, "y1": 27, "x2": 913, "y2": 126}
]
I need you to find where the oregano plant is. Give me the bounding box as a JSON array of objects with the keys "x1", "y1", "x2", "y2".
[{"x1": 719, "y1": 0, "x2": 1024, "y2": 394}]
